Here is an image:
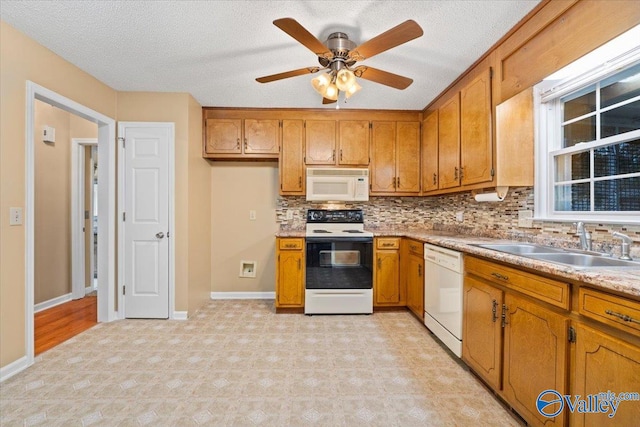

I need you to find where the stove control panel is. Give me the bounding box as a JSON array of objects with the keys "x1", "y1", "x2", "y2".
[{"x1": 306, "y1": 209, "x2": 364, "y2": 223}]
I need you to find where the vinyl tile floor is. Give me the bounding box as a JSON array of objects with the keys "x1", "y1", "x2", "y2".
[{"x1": 0, "y1": 299, "x2": 523, "y2": 426}]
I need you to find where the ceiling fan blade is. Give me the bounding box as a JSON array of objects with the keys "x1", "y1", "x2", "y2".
[
  {"x1": 273, "y1": 18, "x2": 333, "y2": 59},
  {"x1": 322, "y1": 97, "x2": 337, "y2": 104},
  {"x1": 256, "y1": 67, "x2": 320, "y2": 83},
  {"x1": 348, "y1": 20, "x2": 423, "y2": 61},
  {"x1": 353, "y1": 66, "x2": 413, "y2": 90}
]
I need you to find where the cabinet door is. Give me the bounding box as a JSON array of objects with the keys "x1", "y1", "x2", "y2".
[
  {"x1": 502, "y1": 293, "x2": 569, "y2": 427},
  {"x1": 460, "y1": 68, "x2": 492, "y2": 186},
  {"x1": 244, "y1": 119, "x2": 280, "y2": 155},
  {"x1": 462, "y1": 276, "x2": 503, "y2": 390},
  {"x1": 280, "y1": 120, "x2": 304, "y2": 195},
  {"x1": 305, "y1": 120, "x2": 336, "y2": 165},
  {"x1": 396, "y1": 121, "x2": 421, "y2": 193},
  {"x1": 406, "y1": 252, "x2": 424, "y2": 319},
  {"x1": 438, "y1": 94, "x2": 461, "y2": 189},
  {"x1": 370, "y1": 121, "x2": 396, "y2": 193},
  {"x1": 374, "y1": 250, "x2": 401, "y2": 305},
  {"x1": 421, "y1": 110, "x2": 439, "y2": 193},
  {"x1": 205, "y1": 119, "x2": 242, "y2": 154},
  {"x1": 276, "y1": 249, "x2": 304, "y2": 307},
  {"x1": 573, "y1": 323, "x2": 640, "y2": 427},
  {"x1": 338, "y1": 120, "x2": 370, "y2": 166}
]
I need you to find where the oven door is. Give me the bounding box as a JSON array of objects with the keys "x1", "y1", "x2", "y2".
[{"x1": 305, "y1": 237, "x2": 373, "y2": 290}]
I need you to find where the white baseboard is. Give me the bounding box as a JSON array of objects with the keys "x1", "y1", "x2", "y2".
[
  {"x1": 85, "y1": 285, "x2": 97, "y2": 294},
  {"x1": 34, "y1": 293, "x2": 72, "y2": 313},
  {"x1": 0, "y1": 356, "x2": 30, "y2": 382},
  {"x1": 172, "y1": 311, "x2": 188, "y2": 320},
  {"x1": 210, "y1": 292, "x2": 275, "y2": 300}
]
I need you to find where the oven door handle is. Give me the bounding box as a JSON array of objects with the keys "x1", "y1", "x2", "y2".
[{"x1": 306, "y1": 237, "x2": 373, "y2": 243}]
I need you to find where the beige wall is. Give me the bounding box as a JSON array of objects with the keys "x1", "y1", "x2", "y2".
[
  {"x1": 0, "y1": 21, "x2": 117, "y2": 368},
  {"x1": 211, "y1": 162, "x2": 279, "y2": 293},
  {"x1": 33, "y1": 101, "x2": 98, "y2": 305},
  {"x1": 116, "y1": 92, "x2": 210, "y2": 314}
]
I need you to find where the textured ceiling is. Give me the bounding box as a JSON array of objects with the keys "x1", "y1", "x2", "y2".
[{"x1": 1, "y1": 0, "x2": 541, "y2": 110}]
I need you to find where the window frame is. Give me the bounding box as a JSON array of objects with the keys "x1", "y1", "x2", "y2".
[{"x1": 534, "y1": 47, "x2": 640, "y2": 225}]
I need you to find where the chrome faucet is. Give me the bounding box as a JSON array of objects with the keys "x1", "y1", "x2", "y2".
[
  {"x1": 574, "y1": 222, "x2": 592, "y2": 251},
  {"x1": 612, "y1": 232, "x2": 633, "y2": 260}
]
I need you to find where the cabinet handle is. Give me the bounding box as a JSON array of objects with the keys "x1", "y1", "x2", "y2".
[
  {"x1": 244, "y1": 138, "x2": 248, "y2": 150},
  {"x1": 501, "y1": 304, "x2": 508, "y2": 328},
  {"x1": 236, "y1": 138, "x2": 240, "y2": 149},
  {"x1": 297, "y1": 259, "x2": 301, "y2": 270},
  {"x1": 433, "y1": 173, "x2": 437, "y2": 186},
  {"x1": 492, "y1": 299, "x2": 498, "y2": 323},
  {"x1": 491, "y1": 272, "x2": 509, "y2": 281},
  {"x1": 410, "y1": 245, "x2": 417, "y2": 251},
  {"x1": 605, "y1": 309, "x2": 640, "y2": 324},
  {"x1": 332, "y1": 149, "x2": 336, "y2": 162},
  {"x1": 340, "y1": 149, "x2": 343, "y2": 162},
  {"x1": 377, "y1": 258, "x2": 382, "y2": 269},
  {"x1": 454, "y1": 167, "x2": 459, "y2": 181},
  {"x1": 393, "y1": 177, "x2": 397, "y2": 188},
  {"x1": 397, "y1": 177, "x2": 401, "y2": 188},
  {"x1": 459, "y1": 166, "x2": 464, "y2": 180},
  {"x1": 285, "y1": 244, "x2": 296, "y2": 248},
  {"x1": 382, "y1": 242, "x2": 394, "y2": 247},
  {"x1": 298, "y1": 176, "x2": 302, "y2": 188},
  {"x1": 418, "y1": 264, "x2": 422, "y2": 277}
]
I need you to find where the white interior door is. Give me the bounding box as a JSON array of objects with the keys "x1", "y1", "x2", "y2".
[{"x1": 121, "y1": 123, "x2": 171, "y2": 318}]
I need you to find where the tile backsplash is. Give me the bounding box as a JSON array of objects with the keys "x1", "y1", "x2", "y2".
[{"x1": 276, "y1": 186, "x2": 640, "y2": 258}]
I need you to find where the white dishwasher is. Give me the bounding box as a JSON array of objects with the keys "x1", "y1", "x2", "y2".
[{"x1": 423, "y1": 243, "x2": 464, "y2": 357}]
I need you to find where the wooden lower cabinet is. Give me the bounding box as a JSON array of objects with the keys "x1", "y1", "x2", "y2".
[
  {"x1": 464, "y1": 257, "x2": 570, "y2": 427},
  {"x1": 502, "y1": 292, "x2": 569, "y2": 427},
  {"x1": 275, "y1": 238, "x2": 304, "y2": 308},
  {"x1": 462, "y1": 275, "x2": 503, "y2": 390},
  {"x1": 403, "y1": 239, "x2": 424, "y2": 319},
  {"x1": 374, "y1": 238, "x2": 403, "y2": 306},
  {"x1": 572, "y1": 323, "x2": 640, "y2": 427}
]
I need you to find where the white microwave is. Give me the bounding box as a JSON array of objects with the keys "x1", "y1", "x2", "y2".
[{"x1": 306, "y1": 168, "x2": 369, "y2": 202}]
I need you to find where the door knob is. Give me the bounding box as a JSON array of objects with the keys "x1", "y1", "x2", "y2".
[{"x1": 156, "y1": 232, "x2": 165, "y2": 239}]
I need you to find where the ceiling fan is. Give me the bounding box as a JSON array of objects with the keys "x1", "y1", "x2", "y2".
[{"x1": 256, "y1": 18, "x2": 423, "y2": 104}]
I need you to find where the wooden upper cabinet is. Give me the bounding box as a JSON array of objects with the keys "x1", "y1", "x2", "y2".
[
  {"x1": 460, "y1": 68, "x2": 492, "y2": 186},
  {"x1": 305, "y1": 120, "x2": 336, "y2": 165},
  {"x1": 438, "y1": 94, "x2": 461, "y2": 189},
  {"x1": 280, "y1": 119, "x2": 305, "y2": 195},
  {"x1": 421, "y1": 110, "x2": 438, "y2": 193},
  {"x1": 204, "y1": 118, "x2": 280, "y2": 159},
  {"x1": 495, "y1": 87, "x2": 534, "y2": 187},
  {"x1": 244, "y1": 119, "x2": 280, "y2": 155},
  {"x1": 396, "y1": 121, "x2": 421, "y2": 193},
  {"x1": 370, "y1": 121, "x2": 396, "y2": 193},
  {"x1": 338, "y1": 120, "x2": 370, "y2": 166},
  {"x1": 205, "y1": 118, "x2": 242, "y2": 154}
]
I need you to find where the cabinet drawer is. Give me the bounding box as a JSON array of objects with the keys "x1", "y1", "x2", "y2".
[
  {"x1": 465, "y1": 256, "x2": 570, "y2": 310},
  {"x1": 406, "y1": 240, "x2": 424, "y2": 256},
  {"x1": 579, "y1": 287, "x2": 640, "y2": 337},
  {"x1": 278, "y1": 238, "x2": 304, "y2": 250},
  {"x1": 377, "y1": 238, "x2": 400, "y2": 250}
]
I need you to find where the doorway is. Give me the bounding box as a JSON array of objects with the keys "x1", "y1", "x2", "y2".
[{"x1": 25, "y1": 82, "x2": 117, "y2": 368}]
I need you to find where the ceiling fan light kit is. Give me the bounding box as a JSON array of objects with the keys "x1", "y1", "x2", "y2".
[{"x1": 256, "y1": 18, "x2": 423, "y2": 105}]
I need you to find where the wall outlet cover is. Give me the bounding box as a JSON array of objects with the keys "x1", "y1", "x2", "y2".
[
  {"x1": 239, "y1": 260, "x2": 257, "y2": 278},
  {"x1": 518, "y1": 210, "x2": 534, "y2": 228}
]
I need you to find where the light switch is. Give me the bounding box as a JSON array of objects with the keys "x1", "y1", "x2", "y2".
[
  {"x1": 10, "y1": 207, "x2": 23, "y2": 225},
  {"x1": 43, "y1": 125, "x2": 56, "y2": 143},
  {"x1": 249, "y1": 210, "x2": 256, "y2": 220}
]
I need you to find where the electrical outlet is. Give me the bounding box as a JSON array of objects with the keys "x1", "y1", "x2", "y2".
[
  {"x1": 518, "y1": 210, "x2": 534, "y2": 228},
  {"x1": 455, "y1": 211, "x2": 464, "y2": 222},
  {"x1": 286, "y1": 210, "x2": 294, "y2": 220},
  {"x1": 10, "y1": 207, "x2": 23, "y2": 225},
  {"x1": 249, "y1": 210, "x2": 256, "y2": 220}
]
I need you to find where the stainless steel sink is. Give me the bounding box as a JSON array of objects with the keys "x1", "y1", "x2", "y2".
[
  {"x1": 526, "y1": 253, "x2": 640, "y2": 269},
  {"x1": 473, "y1": 243, "x2": 640, "y2": 269},
  {"x1": 474, "y1": 243, "x2": 567, "y2": 255}
]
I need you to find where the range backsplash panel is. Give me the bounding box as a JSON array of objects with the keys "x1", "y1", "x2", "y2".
[{"x1": 276, "y1": 187, "x2": 640, "y2": 258}]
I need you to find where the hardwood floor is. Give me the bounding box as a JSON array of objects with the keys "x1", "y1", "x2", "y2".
[{"x1": 34, "y1": 296, "x2": 97, "y2": 355}]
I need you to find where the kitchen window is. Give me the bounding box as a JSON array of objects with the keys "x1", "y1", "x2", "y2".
[{"x1": 535, "y1": 26, "x2": 640, "y2": 224}]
